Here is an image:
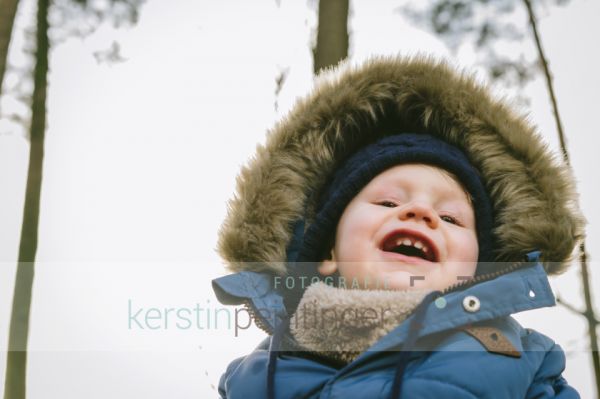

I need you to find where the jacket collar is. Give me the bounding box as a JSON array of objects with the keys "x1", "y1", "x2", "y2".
[
  {"x1": 289, "y1": 282, "x2": 429, "y2": 363},
  {"x1": 212, "y1": 252, "x2": 555, "y2": 351},
  {"x1": 212, "y1": 270, "x2": 287, "y2": 334}
]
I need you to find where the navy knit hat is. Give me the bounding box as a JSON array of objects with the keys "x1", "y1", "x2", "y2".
[{"x1": 295, "y1": 133, "x2": 495, "y2": 271}]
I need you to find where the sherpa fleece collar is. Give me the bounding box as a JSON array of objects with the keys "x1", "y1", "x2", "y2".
[
  {"x1": 290, "y1": 282, "x2": 428, "y2": 364},
  {"x1": 212, "y1": 256, "x2": 556, "y2": 368},
  {"x1": 217, "y1": 56, "x2": 585, "y2": 275}
]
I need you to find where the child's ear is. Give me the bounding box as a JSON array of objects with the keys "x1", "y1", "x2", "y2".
[{"x1": 317, "y1": 251, "x2": 338, "y2": 276}]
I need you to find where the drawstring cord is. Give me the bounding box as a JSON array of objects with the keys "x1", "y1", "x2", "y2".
[
  {"x1": 266, "y1": 315, "x2": 290, "y2": 399},
  {"x1": 389, "y1": 291, "x2": 442, "y2": 398}
]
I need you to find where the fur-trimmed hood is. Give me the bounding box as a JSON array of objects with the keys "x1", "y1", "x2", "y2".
[{"x1": 217, "y1": 55, "x2": 585, "y2": 275}]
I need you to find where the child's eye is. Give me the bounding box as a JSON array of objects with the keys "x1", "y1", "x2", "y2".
[
  {"x1": 440, "y1": 215, "x2": 460, "y2": 225},
  {"x1": 377, "y1": 200, "x2": 397, "y2": 208}
]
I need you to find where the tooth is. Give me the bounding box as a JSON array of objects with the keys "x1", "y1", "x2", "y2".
[
  {"x1": 414, "y1": 241, "x2": 423, "y2": 249},
  {"x1": 422, "y1": 246, "x2": 429, "y2": 253},
  {"x1": 402, "y1": 239, "x2": 412, "y2": 246}
]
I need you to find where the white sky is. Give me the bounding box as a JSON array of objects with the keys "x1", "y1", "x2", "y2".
[{"x1": 1, "y1": 0, "x2": 599, "y2": 397}]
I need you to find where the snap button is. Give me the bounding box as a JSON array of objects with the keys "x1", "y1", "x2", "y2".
[{"x1": 463, "y1": 295, "x2": 481, "y2": 312}]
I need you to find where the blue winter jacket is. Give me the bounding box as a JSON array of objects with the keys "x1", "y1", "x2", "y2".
[{"x1": 213, "y1": 252, "x2": 579, "y2": 399}]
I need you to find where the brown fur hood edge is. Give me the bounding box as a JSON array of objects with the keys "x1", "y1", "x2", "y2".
[{"x1": 217, "y1": 56, "x2": 585, "y2": 275}]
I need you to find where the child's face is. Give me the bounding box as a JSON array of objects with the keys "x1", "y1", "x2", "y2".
[{"x1": 318, "y1": 164, "x2": 479, "y2": 291}]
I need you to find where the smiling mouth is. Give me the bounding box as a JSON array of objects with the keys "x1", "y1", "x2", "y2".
[{"x1": 380, "y1": 231, "x2": 438, "y2": 262}]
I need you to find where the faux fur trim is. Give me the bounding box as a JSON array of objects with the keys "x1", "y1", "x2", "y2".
[
  {"x1": 289, "y1": 282, "x2": 428, "y2": 364},
  {"x1": 217, "y1": 55, "x2": 585, "y2": 274}
]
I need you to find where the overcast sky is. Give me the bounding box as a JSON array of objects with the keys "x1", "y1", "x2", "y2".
[{"x1": 1, "y1": 0, "x2": 599, "y2": 397}]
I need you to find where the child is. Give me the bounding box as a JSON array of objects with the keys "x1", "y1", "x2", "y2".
[{"x1": 212, "y1": 56, "x2": 584, "y2": 398}]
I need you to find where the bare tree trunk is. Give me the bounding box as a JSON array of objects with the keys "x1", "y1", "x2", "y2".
[
  {"x1": 0, "y1": 0, "x2": 20, "y2": 96},
  {"x1": 313, "y1": 0, "x2": 349, "y2": 75},
  {"x1": 3, "y1": 0, "x2": 49, "y2": 396},
  {"x1": 522, "y1": 1, "x2": 600, "y2": 397}
]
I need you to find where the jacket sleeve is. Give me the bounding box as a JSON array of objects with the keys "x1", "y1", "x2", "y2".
[
  {"x1": 525, "y1": 343, "x2": 580, "y2": 399},
  {"x1": 217, "y1": 338, "x2": 271, "y2": 399},
  {"x1": 218, "y1": 356, "x2": 244, "y2": 399}
]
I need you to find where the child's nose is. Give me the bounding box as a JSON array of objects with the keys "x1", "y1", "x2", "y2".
[{"x1": 398, "y1": 203, "x2": 439, "y2": 229}]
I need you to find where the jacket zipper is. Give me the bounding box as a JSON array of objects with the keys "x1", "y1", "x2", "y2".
[
  {"x1": 441, "y1": 259, "x2": 530, "y2": 295},
  {"x1": 242, "y1": 299, "x2": 274, "y2": 335}
]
